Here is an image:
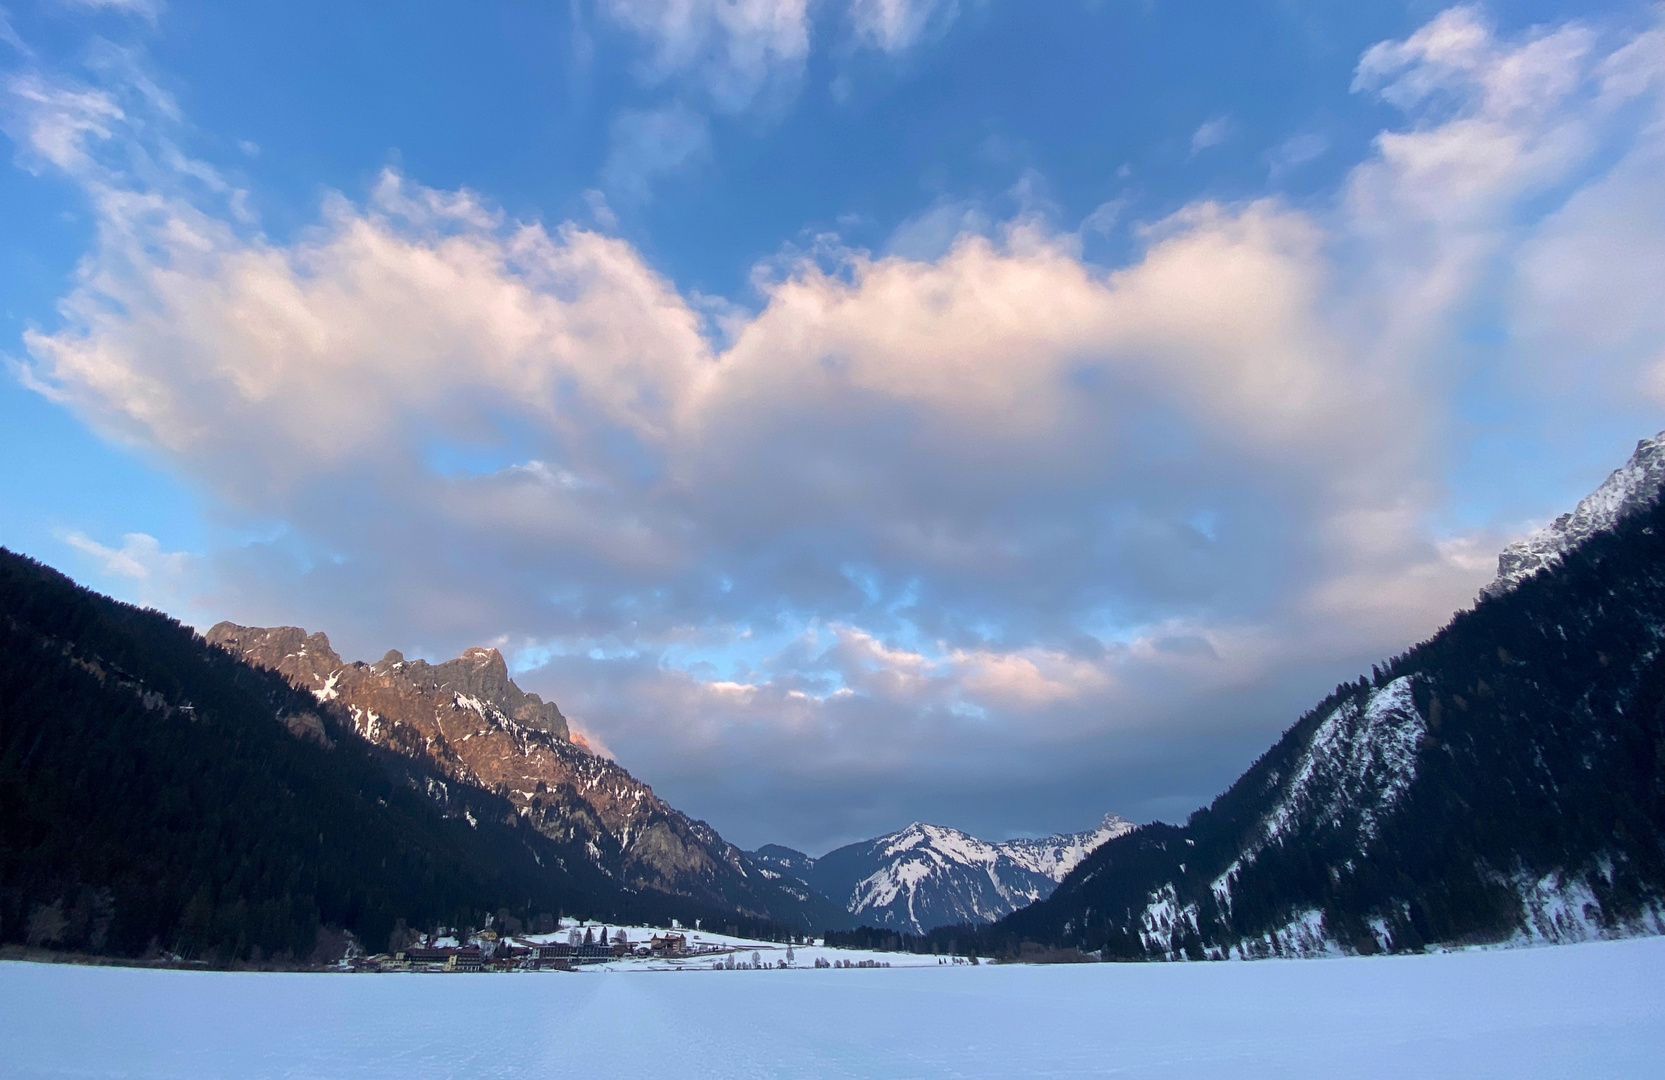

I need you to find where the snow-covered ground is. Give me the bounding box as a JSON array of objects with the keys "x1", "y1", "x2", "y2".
[
  {"x1": 4, "y1": 937, "x2": 1663, "y2": 1078},
  {"x1": 504, "y1": 920, "x2": 945, "y2": 970}
]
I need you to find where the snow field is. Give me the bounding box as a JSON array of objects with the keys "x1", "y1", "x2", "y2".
[
  {"x1": 501, "y1": 920, "x2": 944, "y2": 969},
  {"x1": 4, "y1": 936, "x2": 1663, "y2": 1078}
]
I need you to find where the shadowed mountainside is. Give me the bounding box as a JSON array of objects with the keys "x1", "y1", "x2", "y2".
[
  {"x1": 0, "y1": 548, "x2": 807, "y2": 964},
  {"x1": 207, "y1": 623, "x2": 849, "y2": 932}
]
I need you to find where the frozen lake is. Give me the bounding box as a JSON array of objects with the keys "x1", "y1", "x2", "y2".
[{"x1": 4, "y1": 936, "x2": 1662, "y2": 1078}]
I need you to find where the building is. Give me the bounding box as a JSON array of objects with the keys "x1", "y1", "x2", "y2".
[
  {"x1": 445, "y1": 947, "x2": 484, "y2": 973},
  {"x1": 648, "y1": 933, "x2": 687, "y2": 957}
]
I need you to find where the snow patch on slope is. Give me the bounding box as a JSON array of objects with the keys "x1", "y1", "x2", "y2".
[
  {"x1": 1266, "y1": 676, "x2": 1425, "y2": 847},
  {"x1": 1510, "y1": 867, "x2": 1665, "y2": 946},
  {"x1": 1151, "y1": 677, "x2": 1426, "y2": 956}
]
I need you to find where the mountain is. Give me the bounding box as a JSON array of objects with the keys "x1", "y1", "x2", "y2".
[
  {"x1": 753, "y1": 815, "x2": 1134, "y2": 934},
  {"x1": 962, "y1": 432, "x2": 1665, "y2": 960},
  {"x1": 1485, "y1": 432, "x2": 1665, "y2": 597},
  {"x1": 207, "y1": 623, "x2": 848, "y2": 933},
  {"x1": 750, "y1": 844, "x2": 820, "y2": 878},
  {"x1": 0, "y1": 548, "x2": 781, "y2": 965}
]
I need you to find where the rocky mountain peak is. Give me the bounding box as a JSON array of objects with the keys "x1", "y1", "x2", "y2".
[
  {"x1": 207, "y1": 623, "x2": 342, "y2": 686},
  {"x1": 207, "y1": 624, "x2": 567, "y2": 739},
  {"x1": 1485, "y1": 429, "x2": 1665, "y2": 598},
  {"x1": 204, "y1": 621, "x2": 844, "y2": 930}
]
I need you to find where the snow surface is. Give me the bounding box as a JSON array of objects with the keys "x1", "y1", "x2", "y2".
[
  {"x1": 4, "y1": 938, "x2": 1663, "y2": 1078},
  {"x1": 503, "y1": 921, "x2": 944, "y2": 971}
]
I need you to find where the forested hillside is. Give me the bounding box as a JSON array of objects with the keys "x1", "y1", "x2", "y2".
[
  {"x1": 0, "y1": 550, "x2": 792, "y2": 964},
  {"x1": 957, "y1": 493, "x2": 1665, "y2": 959},
  {"x1": 207, "y1": 622, "x2": 850, "y2": 934}
]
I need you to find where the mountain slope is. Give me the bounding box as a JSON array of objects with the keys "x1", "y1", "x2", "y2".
[
  {"x1": 1486, "y1": 432, "x2": 1665, "y2": 597},
  {"x1": 207, "y1": 624, "x2": 848, "y2": 933},
  {"x1": 763, "y1": 815, "x2": 1133, "y2": 934},
  {"x1": 974, "y1": 437, "x2": 1665, "y2": 959},
  {"x1": 0, "y1": 549, "x2": 759, "y2": 964}
]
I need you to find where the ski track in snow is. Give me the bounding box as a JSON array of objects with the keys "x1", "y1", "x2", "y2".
[{"x1": 4, "y1": 937, "x2": 1663, "y2": 1078}]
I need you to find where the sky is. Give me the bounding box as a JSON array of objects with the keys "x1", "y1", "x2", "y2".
[{"x1": 1, "y1": 0, "x2": 1662, "y2": 854}]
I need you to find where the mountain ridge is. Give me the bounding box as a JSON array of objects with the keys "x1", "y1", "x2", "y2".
[
  {"x1": 752, "y1": 814, "x2": 1134, "y2": 934},
  {"x1": 0, "y1": 547, "x2": 796, "y2": 964},
  {"x1": 1486, "y1": 432, "x2": 1665, "y2": 597},
  {"x1": 207, "y1": 623, "x2": 849, "y2": 933}
]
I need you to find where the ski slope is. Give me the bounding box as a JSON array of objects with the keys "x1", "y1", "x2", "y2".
[{"x1": 4, "y1": 937, "x2": 1663, "y2": 1078}]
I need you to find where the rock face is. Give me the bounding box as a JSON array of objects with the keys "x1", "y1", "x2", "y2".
[
  {"x1": 1485, "y1": 430, "x2": 1665, "y2": 597},
  {"x1": 207, "y1": 623, "x2": 847, "y2": 931},
  {"x1": 754, "y1": 814, "x2": 1135, "y2": 935}
]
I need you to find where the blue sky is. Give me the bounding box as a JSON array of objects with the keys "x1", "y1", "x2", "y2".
[{"x1": 2, "y1": 0, "x2": 1663, "y2": 851}]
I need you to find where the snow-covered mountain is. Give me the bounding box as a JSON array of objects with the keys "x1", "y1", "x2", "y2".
[
  {"x1": 991, "y1": 433, "x2": 1665, "y2": 959},
  {"x1": 754, "y1": 815, "x2": 1134, "y2": 935},
  {"x1": 1485, "y1": 430, "x2": 1665, "y2": 597}
]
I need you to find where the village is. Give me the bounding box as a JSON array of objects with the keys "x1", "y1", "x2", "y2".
[{"x1": 347, "y1": 919, "x2": 980, "y2": 974}]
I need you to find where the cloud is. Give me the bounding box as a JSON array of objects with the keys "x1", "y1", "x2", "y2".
[
  {"x1": 62, "y1": 531, "x2": 197, "y2": 609},
  {"x1": 1189, "y1": 114, "x2": 1233, "y2": 156},
  {"x1": 596, "y1": 0, "x2": 965, "y2": 117},
  {"x1": 11, "y1": 7, "x2": 1665, "y2": 847},
  {"x1": 598, "y1": 0, "x2": 814, "y2": 113},
  {"x1": 1079, "y1": 195, "x2": 1129, "y2": 238},
  {"x1": 883, "y1": 196, "x2": 992, "y2": 259},
  {"x1": 1267, "y1": 132, "x2": 1328, "y2": 179},
  {"x1": 1506, "y1": 22, "x2": 1665, "y2": 418},
  {"x1": 64, "y1": 529, "x2": 187, "y2": 579},
  {"x1": 600, "y1": 103, "x2": 713, "y2": 201},
  {"x1": 583, "y1": 187, "x2": 620, "y2": 230},
  {"x1": 0, "y1": 7, "x2": 32, "y2": 57},
  {"x1": 2, "y1": 73, "x2": 122, "y2": 172},
  {"x1": 848, "y1": 0, "x2": 959, "y2": 54},
  {"x1": 61, "y1": 0, "x2": 162, "y2": 19}
]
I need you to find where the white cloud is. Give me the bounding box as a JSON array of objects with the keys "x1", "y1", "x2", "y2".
[
  {"x1": 1267, "y1": 132, "x2": 1328, "y2": 179},
  {"x1": 596, "y1": 0, "x2": 966, "y2": 117},
  {"x1": 599, "y1": 0, "x2": 813, "y2": 112},
  {"x1": 64, "y1": 530, "x2": 186, "y2": 580},
  {"x1": 1079, "y1": 195, "x2": 1129, "y2": 238},
  {"x1": 600, "y1": 103, "x2": 713, "y2": 200},
  {"x1": 950, "y1": 644, "x2": 1112, "y2": 709},
  {"x1": 848, "y1": 0, "x2": 957, "y2": 54},
  {"x1": 882, "y1": 196, "x2": 992, "y2": 259},
  {"x1": 2, "y1": 73, "x2": 121, "y2": 172},
  {"x1": 583, "y1": 187, "x2": 620, "y2": 230},
  {"x1": 1189, "y1": 114, "x2": 1233, "y2": 156},
  {"x1": 62, "y1": 531, "x2": 197, "y2": 610},
  {"x1": 11, "y1": 7, "x2": 1665, "y2": 843}
]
